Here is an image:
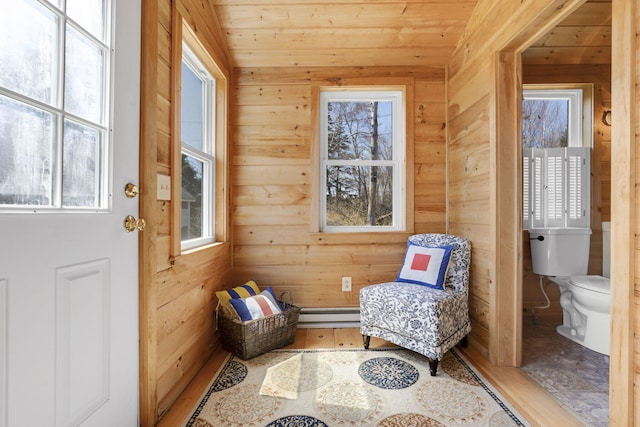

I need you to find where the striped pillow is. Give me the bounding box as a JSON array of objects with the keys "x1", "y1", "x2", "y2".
[
  {"x1": 228, "y1": 287, "x2": 282, "y2": 321},
  {"x1": 216, "y1": 280, "x2": 261, "y2": 318}
]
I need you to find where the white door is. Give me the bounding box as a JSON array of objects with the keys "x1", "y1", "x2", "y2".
[{"x1": 0, "y1": 1, "x2": 141, "y2": 426}]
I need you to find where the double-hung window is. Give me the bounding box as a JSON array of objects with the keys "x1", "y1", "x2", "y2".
[
  {"x1": 522, "y1": 85, "x2": 593, "y2": 229},
  {"x1": 180, "y1": 42, "x2": 215, "y2": 249},
  {"x1": 319, "y1": 89, "x2": 405, "y2": 232},
  {"x1": 0, "y1": 0, "x2": 111, "y2": 211}
]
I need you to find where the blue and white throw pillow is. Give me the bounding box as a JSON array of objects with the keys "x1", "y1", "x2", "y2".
[
  {"x1": 229, "y1": 287, "x2": 282, "y2": 321},
  {"x1": 396, "y1": 241, "x2": 453, "y2": 290}
]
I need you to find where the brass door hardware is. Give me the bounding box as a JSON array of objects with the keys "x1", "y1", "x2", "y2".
[
  {"x1": 124, "y1": 183, "x2": 139, "y2": 198},
  {"x1": 124, "y1": 215, "x2": 146, "y2": 232}
]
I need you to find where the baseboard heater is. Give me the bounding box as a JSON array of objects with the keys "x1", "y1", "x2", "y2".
[{"x1": 297, "y1": 307, "x2": 361, "y2": 328}]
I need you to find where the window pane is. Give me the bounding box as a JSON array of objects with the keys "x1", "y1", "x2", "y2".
[
  {"x1": 181, "y1": 154, "x2": 203, "y2": 241},
  {"x1": 65, "y1": 25, "x2": 105, "y2": 124},
  {"x1": 327, "y1": 101, "x2": 393, "y2": 161},
  {"x1": 67, "y1": 0, "x2": 106, "y2": 41},
  {"x1": 0, "y1": 95, "x2": 55, "y2": 206},
  {"x1": 0, "y1": 0, "x2": 58, "y2": 105},
  {"x1": 181, "y1": 62, "x2": 203, "y2": 150},
  {"x1": 326, "y1": 165, "x2": 393, "y2": 226},
  {"x1": 63, "y1": 120, "x2": 101, "y2": 207},
  {"x1": 522, "y1": 99, "x2": 569, "y2": 148}
]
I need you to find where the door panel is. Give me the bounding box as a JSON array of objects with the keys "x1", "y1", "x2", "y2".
[
  {"x1": 0, "y1": 1, "x2": 141, "y2": 426},
  {"x1": 55, "y1": 259, "x2": 110, "y2": 427}
]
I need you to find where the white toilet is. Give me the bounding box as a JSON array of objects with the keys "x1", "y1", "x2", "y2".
[{"x1": 528, "y1": 223, "x2": 611, "y2": 355}]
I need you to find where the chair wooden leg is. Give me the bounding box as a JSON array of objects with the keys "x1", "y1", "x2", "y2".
[
  {"x1": 363, "y1": 335, "x2": 371, "y2": 349},
  {"x1": 428, "y1": 359, "x2": 439, "y2": 376},
  {"x1": 460, "y1": 335, "x2": 469, "y2": 348}
]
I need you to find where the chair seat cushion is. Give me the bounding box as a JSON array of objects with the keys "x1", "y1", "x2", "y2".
[{"x1": 359, "y1": 281, "x2": 470, "y2": 360}]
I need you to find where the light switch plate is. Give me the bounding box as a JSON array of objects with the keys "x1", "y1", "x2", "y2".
[{"x1": 157, "y1": 174, "x2": 171, "y2": 200}]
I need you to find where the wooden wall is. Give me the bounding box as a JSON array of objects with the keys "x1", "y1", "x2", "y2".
[
  {"x1": 230, "y1": 67, "x2": 448, "y2": 306},
  {"x1": 634, "y1": 7, "x2": 640, "y2": 422},
  {"x1": 449, "y1": 0, "x2": 638, "y2": 423},
  {"x1": 610, "y1": 0, "x2": 639, "y2": 423},
  {"x1": 446, "y1": 0, "x2": 589, "y2": 363},
  {"x1": 521, "y1": 64, "x2": 611, "y2": 321},
  {"x1": 139, "y1": 0, "x2": 232, "y2": 425}
]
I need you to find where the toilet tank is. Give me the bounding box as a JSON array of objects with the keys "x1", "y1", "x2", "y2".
[{"x1": 529, "y1": 228, "x2": 592, "y2": 276}]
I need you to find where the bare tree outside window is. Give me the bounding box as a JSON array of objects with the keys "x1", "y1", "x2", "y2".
[
  {"x1": 522, "y1": 98, "x2": 569, "y2": 148},
  {"x1": 325, "y1": 100, "x2": 393, "y2": 226}
]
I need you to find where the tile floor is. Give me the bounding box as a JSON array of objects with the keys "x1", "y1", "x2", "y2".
[{"x1": 521, "y1": 317, "x2": 610, "y2": 427}]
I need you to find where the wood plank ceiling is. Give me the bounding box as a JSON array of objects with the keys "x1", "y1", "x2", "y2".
[
  {"x1": 210, "y1": 0, "x2": 478, "y2": 68},
  {"x1": 523, "y1": 0, "x2": 611, "y2": 65},
  {"x1": 210, "y1": 0, "x2": 611, "y2": 69}
]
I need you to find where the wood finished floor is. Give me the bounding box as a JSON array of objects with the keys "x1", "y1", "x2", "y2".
[{"x1": 156, "y1": 328, "x2": 586, "y2": 427}]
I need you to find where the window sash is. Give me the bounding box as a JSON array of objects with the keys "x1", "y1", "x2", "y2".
[
  {"x1": 180, "y1": 147, "x2": 214, "y2": 250},
  {"x1": 0, "y1": 0, "x2": 111, "y2": 212},
  {"x1": 522, "y1": 86, "x2": 593, "y2": 149},
  {"x1": 319, "y1": 90, "x2": 405, "y2": 232},
  {"x1": 180, "y1": 42, "x2": 215, "y2": 249}
]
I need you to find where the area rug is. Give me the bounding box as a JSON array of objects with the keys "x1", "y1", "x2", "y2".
[{"x1": 185, "y1": 348, "x2": 530, "y2": 426}]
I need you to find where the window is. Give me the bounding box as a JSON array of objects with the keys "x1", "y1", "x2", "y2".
[
  {"x1": 180, "y1": 43, "x2": 215, "y2": 249},
  {"x1": 522, "y1": 85, "x2": 593, "y2": 229},
  {"x1": 522, "y1": 85, "x2": 592, "y2": 148},
  {"x1": 319, "y1": 89, "x2": 405, "y2": 232},
  {"x1": 0, "y1": 0, "x2": 111, "y2": 211}
]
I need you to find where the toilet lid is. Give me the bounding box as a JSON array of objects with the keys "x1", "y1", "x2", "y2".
[{"x1": 569, "y1": 275, "x2": 610, "y2": 294}]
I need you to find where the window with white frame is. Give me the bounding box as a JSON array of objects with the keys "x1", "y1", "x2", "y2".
[
  {"x1": 0, "y1": 0, "x2": 111, "y2": 211},
  {"x1": 180, "y1": 43, "x2": 215, "y2": 249},
  {"x1": 319, "y1": 89, "x2": 405, "y2": 232},
  {"x1": 522, "y1": 85, "x2": 593, "y2": 229}
]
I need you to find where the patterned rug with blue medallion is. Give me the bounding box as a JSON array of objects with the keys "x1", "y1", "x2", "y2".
[{"x1": 185, "y1": 348, "x2": 530, "y2": 426}]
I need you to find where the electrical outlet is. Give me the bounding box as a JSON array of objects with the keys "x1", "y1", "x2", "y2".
[{"x1": 341, "y1": 276, "x2": 352, "y2": 292}]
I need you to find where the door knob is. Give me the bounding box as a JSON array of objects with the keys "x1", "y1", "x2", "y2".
[
  {"x1": 124, "y1": 215, "x2": 146, "y2": 232},
  {"x1": 124, "y1": 183, "x2": 139, "y2": 198}
]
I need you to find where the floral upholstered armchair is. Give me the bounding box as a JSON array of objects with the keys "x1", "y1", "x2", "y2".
[{"x1": 359, "y1": 234, "x2": 471, "y2": 376}]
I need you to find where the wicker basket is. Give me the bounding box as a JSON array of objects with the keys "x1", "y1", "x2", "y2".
[{"x1": 217, "y1": 295, "x2": 301, "y2": 360}]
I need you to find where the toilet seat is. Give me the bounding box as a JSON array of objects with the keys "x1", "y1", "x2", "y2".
[{"x1": 569, "y1": 275, "x2": 610, "y2": 294}]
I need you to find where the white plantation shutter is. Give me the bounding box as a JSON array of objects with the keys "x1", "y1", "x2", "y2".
[
  {"x1": 523, "y1": 154, "x2": 530, "y2": 227},
  {"x1": 546, "y1": 151, "x2": 564, "y2": 226},
  {"x1": 533, "y1": 157, "x2": 543, "y2": 224},
  {"x1": 523, "y1": 147, "x2": 590, "y2": 229},
  {"x1": 567, "y1": 149, "x2": 590, "y2": 227}
]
